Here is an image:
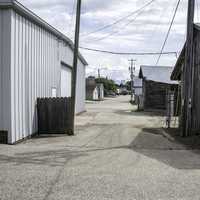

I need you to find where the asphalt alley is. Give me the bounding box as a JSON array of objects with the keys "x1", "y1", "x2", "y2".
[{"x1": 1, "y1": 96, "x2": 200, "y2": 200}]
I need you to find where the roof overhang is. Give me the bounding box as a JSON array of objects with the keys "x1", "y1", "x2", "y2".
[
  {"x1": 0, "y1": 0, "x2": 88, "y2": 66},
  {"x1": 171, "y1": 44, "x2": 185, "y2": 81},
  {"x1": 139, "y1": 65, "x2": 178, "y2": 85},
  {"x1": 138, "y1": 67, "x2": 144, "y2": 79},
  {"x1": 171, "y1": 23, "x2": 200, "y2": 81}
]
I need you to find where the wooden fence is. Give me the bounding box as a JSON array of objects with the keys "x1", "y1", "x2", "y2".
[{"x1": 37, "y1": 97, "x2": 73, "y2": 135}]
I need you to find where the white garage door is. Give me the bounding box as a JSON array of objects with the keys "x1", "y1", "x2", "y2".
[{"x1": 61, "y1": 65, "x2": 72, "y2": 97}]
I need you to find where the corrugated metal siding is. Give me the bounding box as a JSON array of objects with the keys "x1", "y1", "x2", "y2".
[
  {"x1": 0, "y1": 10, "x2": 2, "y2": 130},
  {"x1": 0, "y1": 9, "x2": 12, "y2": 142},
  {"x1": 76, "y1": 61, "x2": 86, "y2": 113},
  {"x1": 8, "y1": 9, "x2": 85, "y2": 143},
  {"x1": 59, "y1": 40, "x2": 74, "y2": 66}
]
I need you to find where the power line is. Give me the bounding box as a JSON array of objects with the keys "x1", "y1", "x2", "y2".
[
  {"x1": 80, "y1": 0, "x2": 157, "y2": 38},
  {"x1": 82, "y1": 0, "x2": 156, "y2": 43},
  {"x1": 80, "y1": 46, "x2": 178, "y2": 56},
  {"x1": 148, "y1": 0, "x2": 176, "y2": 40},
  {"x1": 84, "y1": 9, "x2": 145, "y2": 43},
  {"x1": 156, "y1": 0, "x2": 181, "y2": 65}
]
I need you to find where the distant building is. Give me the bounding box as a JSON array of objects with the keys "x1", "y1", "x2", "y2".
[
  {"x1": 133, "y1": 77, "x2": 142, "y2": 106},
  {"x1": 86, "y1": 77, "x2": 104, "y2": 101},
  {"x1": 97, "y1": 83, "x2": 104, "y2": 100},
  {"x1": 139, "y1": 66, "x2": 178, "y2": 111}
]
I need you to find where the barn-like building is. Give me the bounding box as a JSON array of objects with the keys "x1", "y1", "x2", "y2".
[{"x1": 0, "y1": 0, "x2": 87, "y2": 144}]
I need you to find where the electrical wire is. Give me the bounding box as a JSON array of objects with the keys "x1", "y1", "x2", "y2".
[
  {"x1": 80, "y1": 46, "x2": 178, "y2": 56},
  {"x1": 83, "y1": 10, "x2": 144, "y2": 43},
  {"x1": 156, "y1": 0, "x2": 181, "y2": 65},
  {"x1": 80, "y1": 0, "x2": 157, "y2": 38},
  {"x1": 82, "y1": 0, "x2": 156, "y2": 43},
  {"x1": 148, "y1": 0, "x2": 175, "y2": 40}
]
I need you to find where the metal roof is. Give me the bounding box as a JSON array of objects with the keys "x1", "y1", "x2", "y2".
[
  {"x1": 0, "y1": 0, "x2": 88, "y2": 66},
  {"x1": 139, "y1": 65, "x2": 178, "y2": 84}
]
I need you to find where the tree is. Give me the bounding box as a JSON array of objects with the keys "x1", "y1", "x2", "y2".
[
  {"x1": 125, "y1": 81, "x2": 131, "y2": 91},
  {"x1": 96, "y1": 77, "x2": 117, "y2": 93}
]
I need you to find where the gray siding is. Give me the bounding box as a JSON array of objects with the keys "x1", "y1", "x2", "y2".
[
  {"x1": 1, "y1": 9, "x2": 86, "y2": 143},
  {"x1": 0, "y1": 10, "x2": 2, "y2": 130},
  {"x1": 192, "y1": 29, "x2": 200, "y2": 131},
  {"x1": 10, "y1": 10, "x2": 60, "y2": 143},
  {"x1": 0, "y1": 9, "x2": 12, "y2": 142},
  {"x1": 76, "y1": 61, "x2": 86, "y2": 113},
  {"x1": 143, "y1": 80, "x2": 168, "y2": 111}
]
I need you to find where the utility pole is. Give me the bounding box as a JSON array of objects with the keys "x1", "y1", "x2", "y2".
[
  {"x1": 71, "y1": 0, "x2": 82, "y2": 135},
  {"x1": 97, "y1": 67, "x2": 107, "y2": 99},
  {"x1": 129, "y1": 59, "x2": 136, "y2": 103},
  {"x1": 98, "y1": 68, "x2": 101, "y2": 100},
  {"x1": 182, "y1": 0, "x2": 195, "y2": 136}
]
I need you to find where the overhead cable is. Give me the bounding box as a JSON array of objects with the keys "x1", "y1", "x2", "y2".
[
  {"x1": 80, "y1": 46, "x2": 178, "y2": 56},
  {"x1": 156, "y1": 0, "x2": 181, "y2": 65},
  {"x1": 80, "y1": 0, "x2": 157, "y2": 38}
]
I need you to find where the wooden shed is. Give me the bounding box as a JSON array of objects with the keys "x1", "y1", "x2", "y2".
[
  {"x1": 171, "y1": 23, "x2": 200, "y2": 136},
  {"x1": 139, "y1": 66, "x2": 178, "y2": 112}
]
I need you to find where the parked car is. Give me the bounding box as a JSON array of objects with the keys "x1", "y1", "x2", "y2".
[
  {"x1": 121, "y1": 89, "x2": 128, "y2": 95},
  {"x1": 104, "y1": 89, "x2": 116, "y2": 97},
  {"x1": 108, "y1": 91, "x2": 116, "y2": 96}
]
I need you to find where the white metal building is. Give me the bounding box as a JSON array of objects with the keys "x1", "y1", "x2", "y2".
[{"x1": 0, "y1": 0, "x2": 88, "y2": 144}]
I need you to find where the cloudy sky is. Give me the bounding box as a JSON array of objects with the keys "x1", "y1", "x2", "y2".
[{"x1": 19, "y1": 0, "x2": 199, "y2": 83}]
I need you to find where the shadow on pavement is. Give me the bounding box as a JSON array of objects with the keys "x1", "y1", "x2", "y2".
[
  {"x1": 114, "y1": 109, "x2": 165, "y2": 117},
  {"x1": 1, "y1": 127, "x2": 200, "y2": 170},
  {"x1": 131, "y1": 128, "x2": 200, "y2": 170},
  {"x1": 163, "y1": 128, "x2": 200, "y2": 150},
  {"x1": 62, "y1": 127, "x2": 200, "y2": 170}
]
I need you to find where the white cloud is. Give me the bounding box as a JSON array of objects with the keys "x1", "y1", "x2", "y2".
[{"x1": 18, "y1": 0, "x2": 197, "y2": 82}]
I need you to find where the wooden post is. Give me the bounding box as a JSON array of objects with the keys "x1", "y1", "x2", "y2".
[
  {"x1": 129, "y1": 59, "x2": 136, "y2": 103},
  {"x1": 71, "y1": 0, "x2": 82, "y2": 135},
  {"x1": 182, "y1": 0, "x2": 195, "y2": 136},
  {"x1": 98, "y1": 68, "x2": 101, "y2": 100}
]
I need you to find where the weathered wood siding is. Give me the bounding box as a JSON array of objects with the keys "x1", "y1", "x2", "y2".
[
  {"x1": 37, "y1": 97, "x2": 73, "y2": 135},
  {"x1": 143, "y1": 80, "x2": 168, "y2": 111},
  {"x1": 192, "y1": 29, "x2": 200, "y2": 132}
]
